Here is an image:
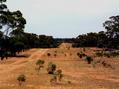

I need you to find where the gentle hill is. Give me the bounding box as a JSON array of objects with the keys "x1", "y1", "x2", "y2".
[{"x1": 0, "y1": 45, "x2": 119, "y2": 89}]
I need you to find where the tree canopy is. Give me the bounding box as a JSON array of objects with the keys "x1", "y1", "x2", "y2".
[{"x1": 73, "y1": 15, "x2": 119, "y2": 49}]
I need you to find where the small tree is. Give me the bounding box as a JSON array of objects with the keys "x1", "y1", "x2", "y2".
[
  {"x1": 47, "y1": 62, "x2": 56, "y2": 74},
  {"x1": 85, "y1": 56, "x2": 93, "y2": 64},
  {"x1": 77, "y1": 52, "x2": 86, "y2": 58},
  {"x1": 47, "y1": 53, "x2": 51, "y2": 57},
  {"x1": 17, "y1": 74, "x2": 26, "y2": 86},
  {"x1": 56, "y1": 69, "x2": 63, "y2": 81},
  {"x1": 77, "y1": 52, "x2": 82, "y2": 58},
  {"x1": 50, "y1": 69, "x2": 63, "y2": 83},
  {"x1": 36, "y1": 59, "x2": 45, "y2": 72}
]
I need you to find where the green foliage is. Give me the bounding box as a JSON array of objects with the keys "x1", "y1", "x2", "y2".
[
  {"x1": 95, "y1": 51, "x2": 103, "y2": 57},
  {"x1": 38, "y1": 35, "x2": 57, "y2": 48},
  {"x1": 36, "y1": 59, "x2": 45, "y2": 71},
  {"x1": 0, "y1": 0, "x2": 27, "y2": 58},
  {"x1": 77, "y1": 52, "x2": 86, "y2": 58},
  {"x1": 0, "y1": 2, "x2": 26, "y2": 36},
  {"x1": 73, "y1": 32, "x2": 98, "y2": 47},
  {"x1": 47, "y1": 62, "x2": 56, "y2": 74},
  {"x1": 85, "y1": 56, "x2": 93, "y2": 64},
  {"x1": 111, "y1": 52, "x2": 119, "y2": 57},
  {"x1": 73, "y1": 15, "x2": 119, "y2": 49},
  {"x1": 50, "y1": 69, "x2": 63, "y2": 83},
  {"x1": 95, "y1": 50, "x2": 119, "y2": 58},
  {"x1": 17, "y1": 74, "x2": 26, "y2": 86},
  {"x1": 36, "y1": 59, "x2": 45, "y2": 65},
  {"x1": 103, "y1": 52, "x2": 111, "y2": 58},
  {"x1": 103, "y1": 52, "x2": 119, "y2": 58},
  {"x1": 103, "y1": 16, "x2": 119, "y2": 48},
  {"x1": 0, "y1": 0, "x2": 6, "y2": 3}
]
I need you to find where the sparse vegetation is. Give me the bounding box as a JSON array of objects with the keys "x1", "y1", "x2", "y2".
[
  {"x1": 95, "y1": 51, "x2": 119, "y2": 58},
  {"x1": 36, "y1": 59, "x2": 45, "y2": 72},
  {"x1": 103, "y1": 52, "x2": 111, "y2": 58},
  {"x1": 47, "y1": 53, "x2": 51, "y2": 57},
  {"x1": 77, "y1": 52, "x2": 86, "y2": 58},
  {"x1": 0, "y1": 0, "x2": 119, "y2": 88},
  {"x1": 50, "y1": 74, "x2": 57, "y2": 83},
  {"x1": 54, "y1": 54, "x2": 57, "y2": 57},
  {"x1": 67, "y1": 81, "x2": 71, "y2": 84},
  {"x1": 95, "y1": 51, "x2": 103, "y2": 57},
  {"x1": 17, "y1": 74, "x2": 26, "y2": 86},
  {"x1": 85, "y1": 56, "x2": 93, "y2": 64},
  {"x1": 54, "y1": 51, "x2": 57, "y2": 53},
  {"x1": 50, "y1": 69, "x2": 63, "y2": 83},
  {"x1": 56, "y1": 69, "x2": 63, "y2": 81},
  {"x1": 47, "y1": 62, "x2": 56, "y2": 74},
  {"x1": 64, "y1": 54, "x2": 67, "y2": 57}
]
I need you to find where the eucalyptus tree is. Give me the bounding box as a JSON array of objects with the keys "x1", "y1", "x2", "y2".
[
  {"x1": 103, "y1": 15, "x2": 119, "y2": 48},
  {"x1": 0, "y1": 0, "x2": 26, "y2": 36},
  {"x1": 0, "y1": 0, "x2": 26, "y2": 58}
]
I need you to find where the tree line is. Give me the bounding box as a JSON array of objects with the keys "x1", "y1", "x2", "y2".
[
  {"x1": 0, "y1": 0, "x2": 119, "y2": 59},
  {"x1": 0, "y1": 0, "x2": 57, "y2": 59},
  {"x1": 73, "y1": 15, "x2": 119, "y2": 49}
]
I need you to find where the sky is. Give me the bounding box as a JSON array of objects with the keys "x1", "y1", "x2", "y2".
[{"x1": 7, "y1": 0, "x2": 119, "y2": 38}]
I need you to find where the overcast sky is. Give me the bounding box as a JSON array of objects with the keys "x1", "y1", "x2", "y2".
[{"x1": 7, "y1": 0, "x2": 119, "y2": 38}]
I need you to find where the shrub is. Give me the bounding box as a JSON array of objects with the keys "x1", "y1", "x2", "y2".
[
  {"x1": 56, "y1": 69, "x2": 63, "y2": 81},
  {"x1": 85, "y1": 56, "x2": 93, "y2": 64},
  {"x1": 67, "y1": 81, "x2": 71, "y2": 84},
  {"x1": 54, "y1": 54, "x2": 57, "y2": 57},
  {"x1": 47, "y1": 62, "x2": 56, "y2": 74},
  {"x1": 50, "y1": 69, "x2": 63, "y2": 83},
  {"x1": 54, "y1": 51, "x2": 57, "y2": 53},
  {"x1": 103, "y1": 52, "x2": 110, "y2": 58},
  {"x1": 111, "y1": 52, "x2": 119, "y2": 57},
  {"x1": 92, "y1": 61, "x2": 97, "y2": 68},
  {"x1": 77, "y1": 52, "x2": 79, "y2": 56},
  {"x1": 77, "y1": 52, "x2": 86, "y2": 58},
  {"x1": 17, "y1": 74, "x2": 26, "y2": 86},
  {"x1": 70, "y1": 53, "x2": 72, "y2": 56},
  {"x1": 36, "y1": 59, "x2": 45, "y2": 71},
  {"x1": 95, "y1": 52, "x2": 103, "y2": 57},
  {"x1": 47, "y1": 53, "x2": 51, "y2": 56}
]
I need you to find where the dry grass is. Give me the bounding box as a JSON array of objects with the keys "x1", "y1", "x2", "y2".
[{"x1": 0, "y1": 44, "x2": 118, "y2": 89}]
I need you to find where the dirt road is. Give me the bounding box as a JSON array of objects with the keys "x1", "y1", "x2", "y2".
[{"x1": 0, "y1": 49, "x2": 48, "y2": 87}]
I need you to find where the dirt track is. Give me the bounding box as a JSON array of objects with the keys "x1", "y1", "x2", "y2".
[
  {"x1": 0, "y1": 46, "x2": 119, "y2": 89},
  {"x1": 0, "y1": 49, "x2": 48, "y2": 88}
]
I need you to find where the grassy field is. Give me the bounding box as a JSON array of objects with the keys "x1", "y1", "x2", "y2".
[{"x1": 0, "y1": 43, "x2": 119, "y2": 89}]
